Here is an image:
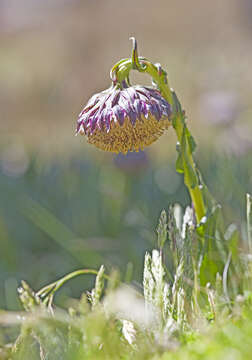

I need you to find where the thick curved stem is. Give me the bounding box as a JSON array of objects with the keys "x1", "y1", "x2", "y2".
[
  {"x1": 171, "y1": 92, "x2": 206, "y2": 223},
  {"x1": 112, "y1": 38, "x2": 207, "y2": 223}
]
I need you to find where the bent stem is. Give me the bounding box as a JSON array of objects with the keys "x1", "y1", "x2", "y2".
[
  {"x1": 171, "y1": 91, "x2": 206, "y2": 223},
  {"x1": 112, "y1": 38, "x2": 206, "y2": 223},
  {"x1": 37, "y1": 269, "x2": 109, "y2": 306}
]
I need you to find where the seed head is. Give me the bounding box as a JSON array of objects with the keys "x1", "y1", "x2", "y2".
[{"x1": 76, "y1": 85, "x2": 172, "y2": 154}]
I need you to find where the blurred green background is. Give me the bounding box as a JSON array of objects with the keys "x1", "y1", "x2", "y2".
[{"x1": 0, "y1": 0, "x2": 251, "y2": 310}]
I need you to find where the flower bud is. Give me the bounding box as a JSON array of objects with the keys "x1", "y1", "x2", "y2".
[{"x1": 76, "y1": 85, "x2": 172, "y2": 154}]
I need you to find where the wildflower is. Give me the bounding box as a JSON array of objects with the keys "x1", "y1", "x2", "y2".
[
  {"x1": 114, "y1": 150, "x2": 149, "y2": 174},
  {"x1": 76, "y1": 85, "x2": 172, "y2": 154}
]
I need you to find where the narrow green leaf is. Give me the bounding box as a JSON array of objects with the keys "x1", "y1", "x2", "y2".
[
  {"x1": 247, "y1": 193, "x2": 252, "y2": 253},
  {"x1": 19, "y1": 195, "x2": 103, "y2": 266},
  {"x1": 185, "y1": 127, "x2": 197, "y2": 153},
  {"x1": 183, "y1": 158, "x2": 198, "y2": 189},
  {"x1": 176, "y1": 150, "x2": 184, "y2": 173},
  {"x1": 157, "y1": 209, "x2": 167, "y2": 249}
]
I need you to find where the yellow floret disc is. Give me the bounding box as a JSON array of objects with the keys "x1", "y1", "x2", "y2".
[{"x1": 83, "y1": 114, "x2": 171, "y2": 154}]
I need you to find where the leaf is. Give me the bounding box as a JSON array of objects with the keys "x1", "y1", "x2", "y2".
[
  {"x1": 91, "y1": 265, "x2": 105, "y2": 309},
  {"x1": 176, "y1": 127, "x2": 198, "y2": 188},
  {"x1": 225, "y1": 223, "x2": 239, "y2": 260},
  {"x1": 176, "y1": 147, "x2": 184, "y2": 173},
  {"x1": 171, "y1": 90, "x2": 183, "y2": 117},
  {"x1": 185, "y1": 127, "x2": 197, "y2": 153},
  {"x1": 183, "y1": 159, "x2": 198, "y2": 189},
  {"x1": 156, "y1": 209, "x2": 167, "y2": 249},
  {"x1": 247, "y1": 193, "x2": 252, "y2": 252},
  {"x1": 19, "y1": 195, "x2": 103, "y2": 267},
  {"x1": 197, "y1": 205, "x2": 228, "y2": 285}
]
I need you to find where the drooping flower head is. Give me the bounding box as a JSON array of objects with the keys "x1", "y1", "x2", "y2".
[
  {"x1": 76, "y1": 38, "x2": 173, "y2": 154},
  {"x1": 76, "y1": 85, "x2": 172, "y2": 154},
  {"x1": 75, "y1": 38, "x2": 208, "y2": 225}
]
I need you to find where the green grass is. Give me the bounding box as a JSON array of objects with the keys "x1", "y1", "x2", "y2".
[
  {"x1": 0, "y1": 193, "x2": 251, "y2": 359},
  {"x1": 0, "y1": 150, "x2": 250, "y2": 310}
]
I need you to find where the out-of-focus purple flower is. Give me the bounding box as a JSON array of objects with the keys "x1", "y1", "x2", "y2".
[
  {"x1": 76, "y1": 85, "x2": 172, "y2": 154},
  {"x1": 114, "y1": 150, "x2": 149, "y2": 175},
  {"x1": 216, "y1": 123, "x2": 252, "y2": 156},
  {"x1": 199, "y1": 91, "x2": 239, "y2": 126}
]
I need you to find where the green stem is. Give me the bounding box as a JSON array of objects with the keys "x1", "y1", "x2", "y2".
[
  {"x1": 171, "y1": 92, "x2": 206, "y2": 223},
  {"x1": 37, "y1": 269, "x2": 110, "y2": 299},
  {"x1": 112, "y1": 38, "x2": 207, "y2": 223}
]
